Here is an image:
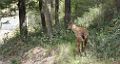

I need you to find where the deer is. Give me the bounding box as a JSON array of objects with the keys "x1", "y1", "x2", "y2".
[{"x1": 68, "y1": 22, "x2": 88, "y2": 55}]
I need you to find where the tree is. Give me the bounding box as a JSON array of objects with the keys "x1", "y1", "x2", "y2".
[
  {"x1": 74, "y1": 0, "x2": 78, "y2": 19},
  {"x1": 18, "y1": 0, "x2": 28, "y2": 41},
  {"x1": 55, "y1": 0, "x2": 60, "y2": 29},
  {"x1": 42, "y1": 0, "x2": 53, "y2": 38},
  {"x1": 0, "y1": 22, "x2": 1, "y2": 29},
  {"x1": 64, "y1": 0, "x2": 71, "y2": 28},
  {"x1": 50, "y1": 0, "x2": 55, "y2": 23},
  {"x1": 39, "y1": 0, "x2": 47, "y2": 33},
  {"x1": 115, "y1": 0, "x2": 120, "y2": 13}
]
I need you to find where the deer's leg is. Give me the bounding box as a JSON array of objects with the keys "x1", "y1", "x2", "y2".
[
  {"x1": 83, "y1": 38, "x2": 88, "y2": 56},
  {"x1": 83, "y1": 38, "x2": 88, "y2": 51},
  {"x1": 81, "y1": 38, "x2": 84, "y2": 52},
  {"x1": 76, "y1": 37, "x2": 81, "y2": 54}
]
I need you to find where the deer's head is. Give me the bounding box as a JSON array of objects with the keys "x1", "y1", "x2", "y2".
[
  {"x1": 68, "y1": 22, "x2": 73, "y2": 29},
  {"x1": 67, "y1": 22, "x2": 76, "y2": 29}
]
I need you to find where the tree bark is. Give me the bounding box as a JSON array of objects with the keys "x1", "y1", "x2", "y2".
[
  {"x1": 42, "y1": 0, "x2": 53, "y2": 38},
  {"x1": 75, "y1": 0, "x2": 78, "y2": 19},
  {"x1": 64, "y1": 0, "x2": 71, "y2": 28},
  {"x1": 50, "y1": 0, "x2": 55, "y2": 25},
  {"x1": 115, "y1": 0, "x2": 120, "y2": 13},
  {"x1": 39, "y1": 0, "x2": 47, "y2": 33},
  {"x1": 18, "y1": 0, "x2": 28, "y2": 41},
  {"x1": 0, "y1": 16, "x2": 2, "y2": 29},
  {"x1": 55, "y1": 0, "x2": 60, "y2": 29}
]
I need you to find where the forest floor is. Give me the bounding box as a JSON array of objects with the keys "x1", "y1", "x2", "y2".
[{"x1": 0, "y1": 41, "x2": 119, "y2": 64}]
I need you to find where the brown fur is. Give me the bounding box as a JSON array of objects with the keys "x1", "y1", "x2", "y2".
[{"x1": 68, "y1": 22, "x2": 88, "y2": 54}]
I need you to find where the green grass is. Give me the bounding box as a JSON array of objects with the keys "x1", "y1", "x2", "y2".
[{"x1": 0, "y1": 24, "x2": 119, "y2": 64}]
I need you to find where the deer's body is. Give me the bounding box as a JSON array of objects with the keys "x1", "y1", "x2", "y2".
[{"x1": 68, "y1": 22, "x2": 88, "y2": 54}]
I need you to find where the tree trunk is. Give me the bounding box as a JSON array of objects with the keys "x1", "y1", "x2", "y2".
[
  {"x1": 50, "y1": 0, "x2": 54, "y2": 25},
  {"x1": 39, "y1": 0, "x2": 47, "y2": 33},
  {"x1": 75, "y1": 0, "x2": 78, "y2": 19},
  {"x1": 18, "y1": 0, "x2": 28, "y2": 41},
  {"x1": 64, "y1": 0, "x2": 71, "y2": 28},
  {"x1": 0, "y1": 17, "x2": 2, "y2": 29},
  {"x1": 115, "y1": 0, "x2": 120, "y2": 13},
  {"x1": 42, "y1": 0, "x2": 53, "y2": 39},
  {"x1": 55, "y1": 0, "x2": 60, "y2": 29}
]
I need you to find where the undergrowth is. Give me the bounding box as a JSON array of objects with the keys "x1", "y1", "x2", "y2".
[
  {"x1": 88, "y1": 14, "x2": 120, "y2": 60},
  {"x1": 0, "y1": 7, "x2": 120, "y2": 64}
]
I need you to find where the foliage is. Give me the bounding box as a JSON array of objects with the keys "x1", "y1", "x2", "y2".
[
  {"x1": 0, "y1": 0, "x2": 120, "y2": 64},
  {"x1": 89, "y1": 15, "x2": 120, "y2": 59},
  {"x1": 26, "y1": 0, "x2": 39, "y2": 11},
  {"x1": 11, "y1": 59, "x2": 21, "y2": 64},
  {"x1": 0, "y1": 0, "x2": 13, "y2": 9},
  {"x1": 71, "y1": 0, "x2": 96, "y2": 18}
]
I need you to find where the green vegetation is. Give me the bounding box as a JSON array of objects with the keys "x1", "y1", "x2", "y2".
[{"x1": 0, "y1": 0, "x2": 120, "y2": 64}]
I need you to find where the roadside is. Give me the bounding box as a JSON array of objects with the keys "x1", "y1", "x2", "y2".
[{"x1": 0, "y1": 16, "x2": 19, "y2": 45}]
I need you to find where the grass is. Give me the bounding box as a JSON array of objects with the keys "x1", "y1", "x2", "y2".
[{"x1": 0, "y1": 25, "x2": 119, "y2": 64}]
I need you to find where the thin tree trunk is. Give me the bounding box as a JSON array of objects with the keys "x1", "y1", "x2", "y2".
[
  {"x1": 18, "y1": 0, "x2": 28, "y2": 41},
  {"x1": 50, "y1": 0, "x2": 54, "y2": 26},
  {"x1": 43, "y1": 0, "x2": 53, "y2": 38},
  {"x1": 55, "y1": 0, "x2": 59, "y2": 29},
  {"x1": 39, "y1": 0, "x2": 47, "y2": 33},
  {"x1": 0, "y1": 17, "x2": 2, "y2": 29},
  {"x1": 64, "y1": 0, "x2": 71, "y2": 28},
  {"x1": 75, "y1": 0, "x2": 78, "y2": 19},
  {"x1": 115, "y1": 0, "x2": 120, "y2": 13}
]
